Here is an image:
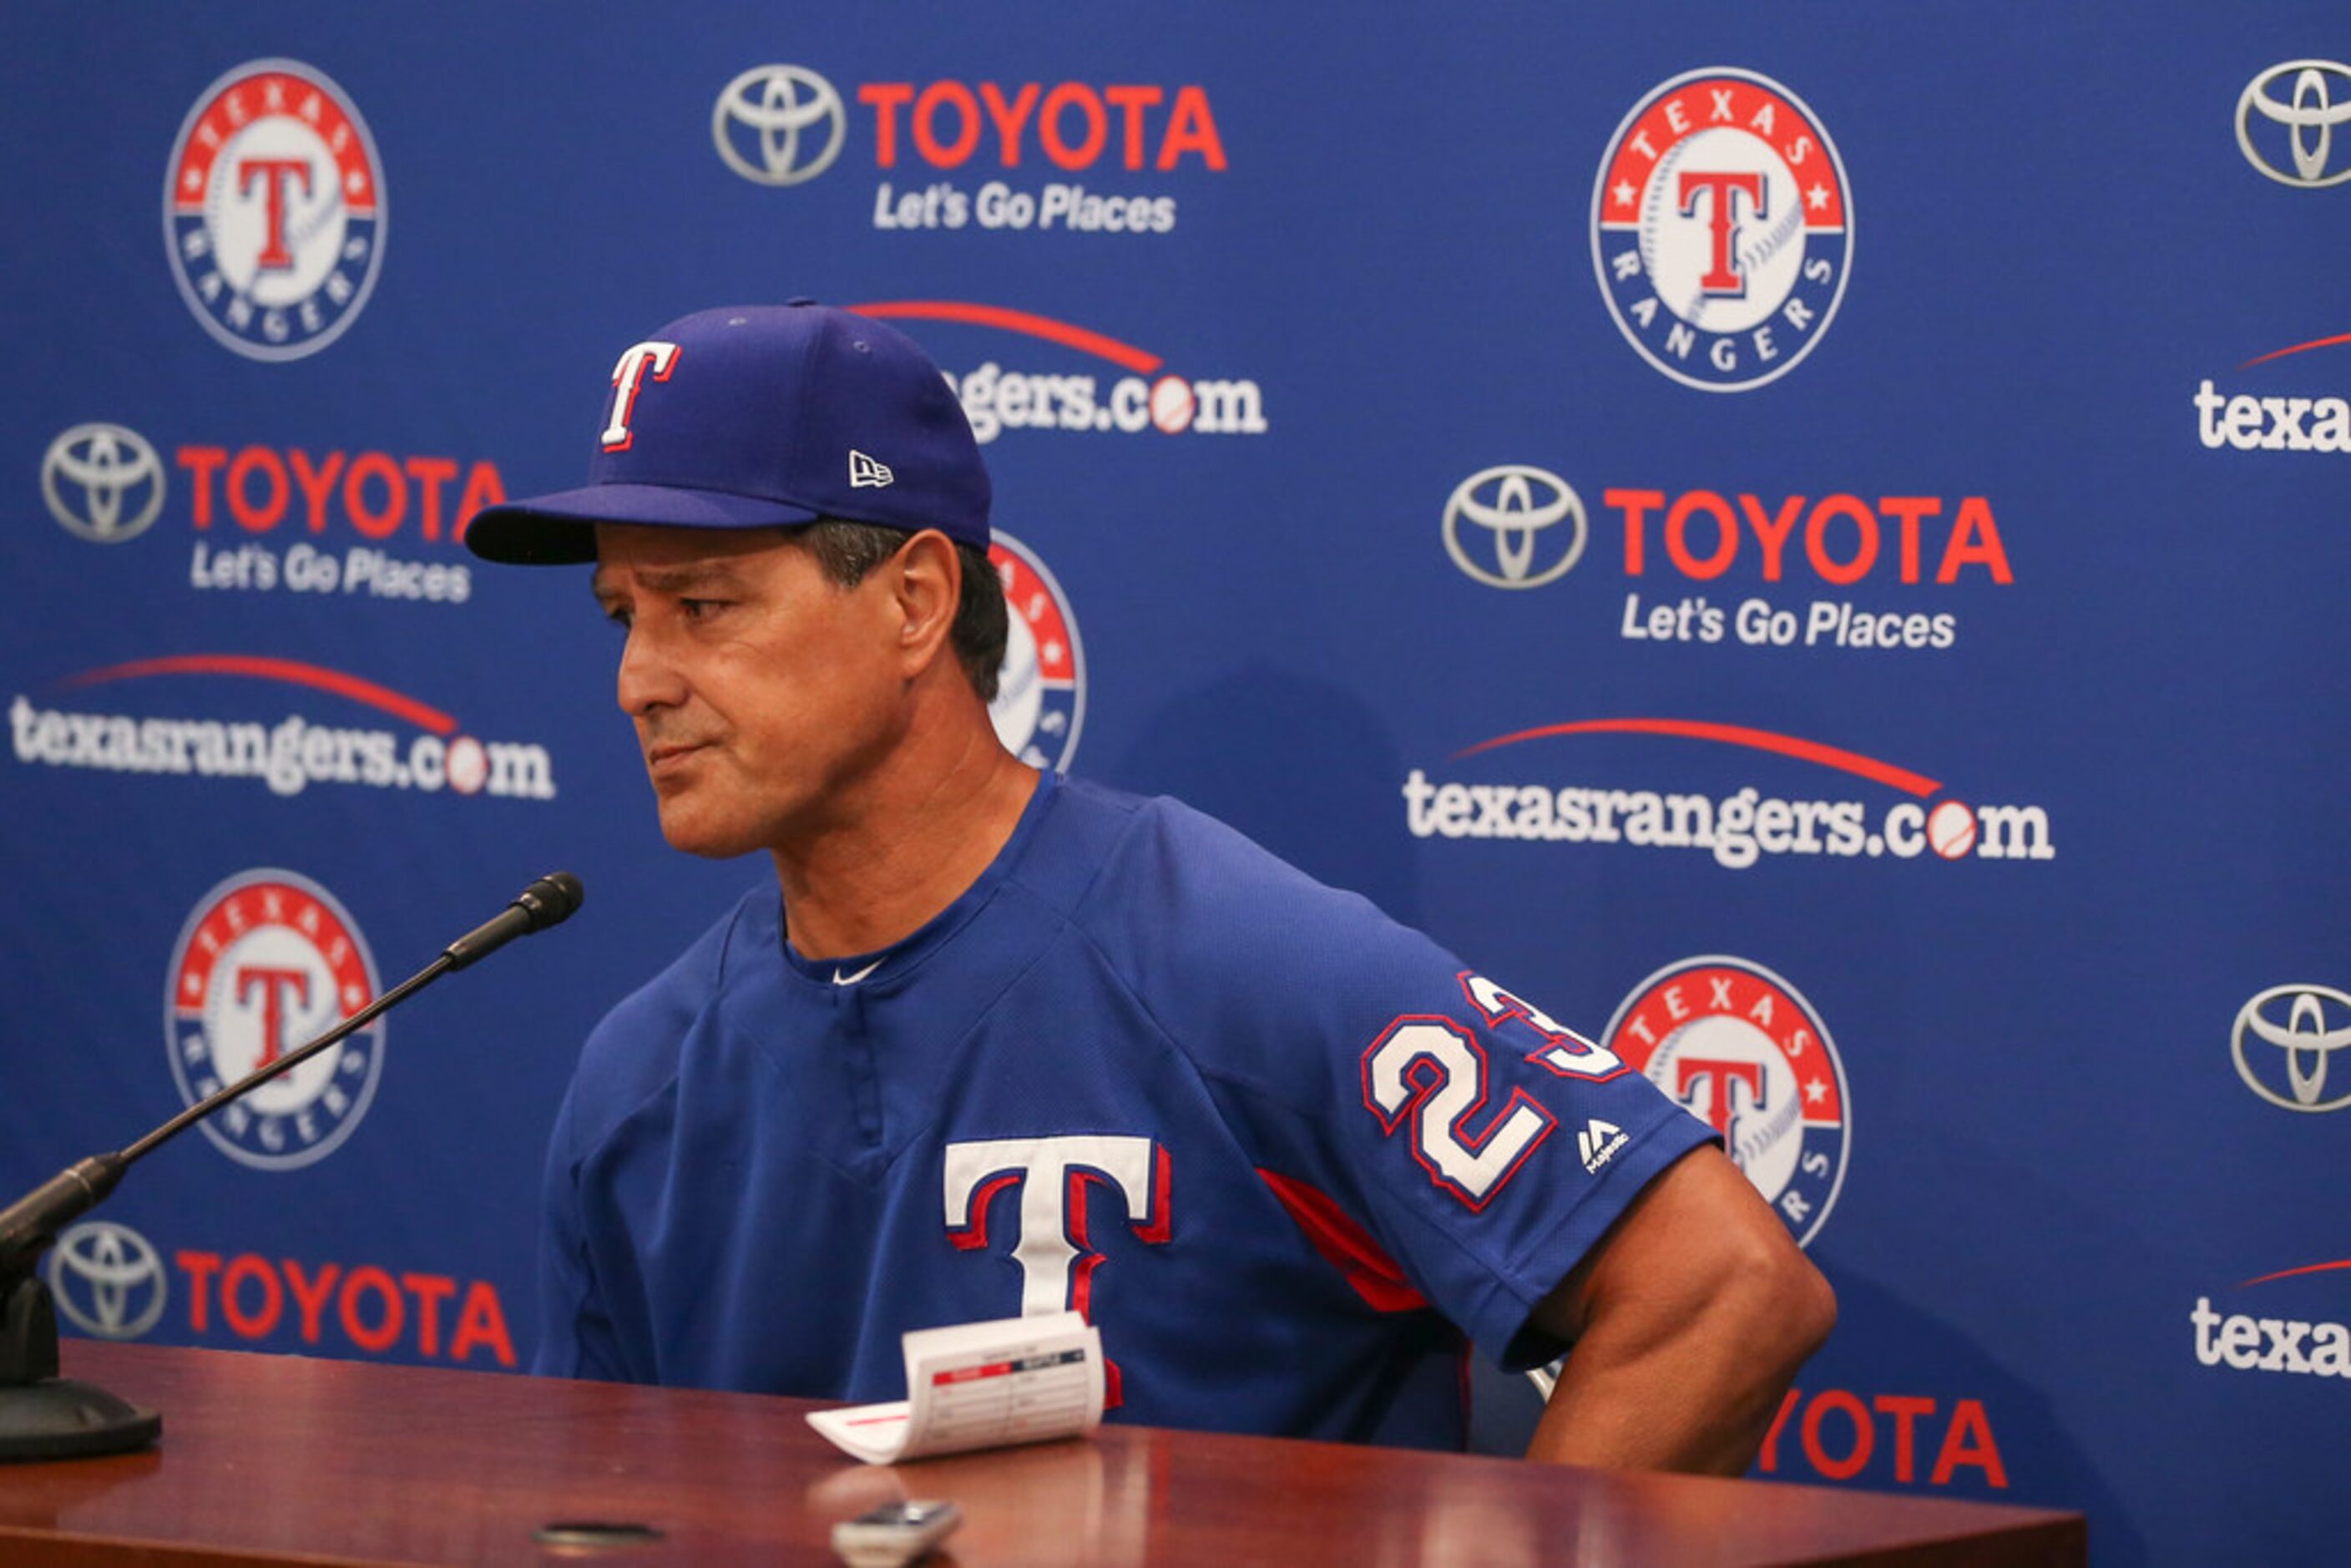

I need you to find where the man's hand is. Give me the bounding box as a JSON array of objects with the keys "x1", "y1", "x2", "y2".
[{"x1": 1522, "y1": 1145, "x2": 1833, "y2": 1474}]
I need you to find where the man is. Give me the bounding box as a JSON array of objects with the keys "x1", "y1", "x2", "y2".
[{"x1": 465, "y1": 301, "x2": 1832, "y2": 1472}]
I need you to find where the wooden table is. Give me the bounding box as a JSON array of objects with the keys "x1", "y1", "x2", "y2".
[{"x1": 0, "y1": 1343, "x2": 2084, "y2": 1565}]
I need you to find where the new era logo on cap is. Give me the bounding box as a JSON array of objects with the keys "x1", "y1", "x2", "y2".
[{"x1": 463, "y1": 301, "x2": 990, "y2": 564}]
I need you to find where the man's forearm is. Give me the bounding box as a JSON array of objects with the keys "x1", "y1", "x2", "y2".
[
  {"x1": 1523, "y1": 1266, "x2": 1828, "y2": 1472},
  {"x1": 1514, "y1": 1145, "x2": 1836, "y2": 1473}
]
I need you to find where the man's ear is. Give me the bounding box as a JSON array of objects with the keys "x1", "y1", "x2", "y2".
[{"x1": 887, "y1": 529, "x2": 962, "y2": 679}]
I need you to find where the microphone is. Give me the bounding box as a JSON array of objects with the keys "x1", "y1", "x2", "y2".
[
  {"x1": 441, "y1": 871, "x2": 585, "y2": 969},
  {"x1": 0, "y1": 872, "x2": 584, "y2": 1462}
]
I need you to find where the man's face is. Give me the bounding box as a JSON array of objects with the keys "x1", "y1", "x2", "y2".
[{"x1": 590, "y1": 524, "x2": 907, "y2": 858}]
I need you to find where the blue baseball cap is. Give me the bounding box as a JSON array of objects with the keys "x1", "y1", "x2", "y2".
[{"x1": 465, "y1": 301, "x2": 990, "y2": 564}]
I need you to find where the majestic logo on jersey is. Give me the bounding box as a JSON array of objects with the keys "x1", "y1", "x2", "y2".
[
  {"x1": 2232, "y1": 984, "x2": 2351, "y2": 1113},
  {"x1": 164, "y1": 869, "x2": 386, "y2": 1170},
  {"x1": 1576, "y1": 1119, "x2": 1629, "y2": 1175},
  {"x1": 1593, "y1": 68, "x2": 1851, "y2": 392},
  {"x1": 943, "y1": 1134, "x2": 1171, "y2": 1404},
  {"x1": 1604, "y1": 956, "x2": 1848, "y2": 1246},
  {"x1": 1443, "y1": 465, "x2": 1588, "y2": 589},
  {"x1": 2237, "y1": 61, "x2": 2351, "y2": 189},
  {"x1": 43, "y1": 424, "x2": 167, "y2": 544},
  {"x1": 165, "y1": 60, "x2": 386, "y2": 362},
  {"x1": 987, "y1": 531, "x2": 1084, "y2": 772},
  {"x1": 45, "y1": 1221, "x2": 169, "y2": 1340}
]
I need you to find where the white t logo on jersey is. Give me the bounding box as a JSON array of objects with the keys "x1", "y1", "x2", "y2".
[
  {"x1": 942, "y1": 1135, "x2": 1170, "y2": 1318},
  {"x1": 601, "y1": 340, "x2": 682, "y2": 452}
]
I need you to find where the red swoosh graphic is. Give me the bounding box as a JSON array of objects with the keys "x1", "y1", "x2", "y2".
[
  {"x1": 847, "y1": 301, "x2": 1165, "y2": 376},
  {"x1": 2238, "y1": 332, "x2": 2351, "y2": 372},
  {"x1": 59, "y1": 656, "x2": 458, "y2": 736},
  {"x1": 2240, "y1": 1257, "x2": 2351, "y2": 1288},
  {"x1": 1454, "y1": 719, "x2": 1943, "y2": 797}
]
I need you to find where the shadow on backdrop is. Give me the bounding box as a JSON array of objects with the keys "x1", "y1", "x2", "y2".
[{"x1": 1106, "y1": 665, "x2": 1422, "y2": 929}]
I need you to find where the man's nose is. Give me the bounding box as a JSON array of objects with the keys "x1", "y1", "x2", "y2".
[{"x1": 615, "y1": 625, "x2": 686, "y2": 716}]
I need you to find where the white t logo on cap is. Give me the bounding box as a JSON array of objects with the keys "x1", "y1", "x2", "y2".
[{"x1": 602, "y1": 341, "x2": 682, "y2": 453}]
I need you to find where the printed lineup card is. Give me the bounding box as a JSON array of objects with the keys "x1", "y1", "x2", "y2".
[{"x1": 806, "y1": 1312, "x2": 1105, "y2": 1465}]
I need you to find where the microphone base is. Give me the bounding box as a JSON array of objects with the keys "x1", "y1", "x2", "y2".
[
  {"x1": 0, "y1": 1378, "x2": 161, "y2": 1462},
  {"x1": 1, "y1": 1271, "x2": 162, "y2": 1461}
]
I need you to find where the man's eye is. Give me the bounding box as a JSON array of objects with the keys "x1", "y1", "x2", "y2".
[
  {"x1": 680, "y1": 598, "x2": 726, "y2": 620},
  {"x1": 603, "y1": 606, "x2": 633, "y2": 631}
]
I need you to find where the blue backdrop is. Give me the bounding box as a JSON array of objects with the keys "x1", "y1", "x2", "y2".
[{"x1": 6, "y1": 6, "x2": 2347, "y2": 1562}]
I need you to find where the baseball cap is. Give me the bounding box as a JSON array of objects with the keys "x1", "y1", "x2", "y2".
[{"x1": 464, "y1": 301, "x2": 990, "y2": 564}]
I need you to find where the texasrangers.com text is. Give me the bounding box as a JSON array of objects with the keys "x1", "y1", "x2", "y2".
[
  {"x1": 9, "y1": 697, "x2": 554, "y2": 801},
  {"x1": 1401, "y1": 771, "x2": 2055, "y2": 868},
  {"x1": 945, "y1": 361, "x2": 1267, "y2": 443}
]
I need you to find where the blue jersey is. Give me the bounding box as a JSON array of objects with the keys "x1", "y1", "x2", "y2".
[{"x1": 535, "y1": 771, "x2": 1714, "y2": 1449}]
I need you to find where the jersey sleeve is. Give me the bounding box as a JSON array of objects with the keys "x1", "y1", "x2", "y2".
[
  {"x1": 1320, "y1": 965, "x2": 1718, "y2": 1368},
  {"x1": 528, "y1": 888, "x2": 756, "y2": 1383},
  {"x1": 1089, "y1": 797, "x2": 1719, "y2": 1370},
  {"x1": 531, "y1": 1079, "x2": 629, "y2": 1381}
]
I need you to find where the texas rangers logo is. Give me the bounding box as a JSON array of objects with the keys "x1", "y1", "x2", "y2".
[
  {"x1": 164, "y1": 869, "x2": 386, "y2": 1170},
  {"x1": 988, "y1": 531, "x2": 1084, "y2": 772},
  {"x1": 1604, "y1": 956, "x2": 1848, "y2": 1245},
  {"x1": 164, "y1": 60, "x2": 387, "y2": 361},
  {"x1": 1592, "y1": 68, "x2": 1852, "y2": 392}
]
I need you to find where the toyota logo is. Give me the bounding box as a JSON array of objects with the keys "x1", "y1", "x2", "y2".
[
  {"x1": 713, "y1": 64, "x2": 847, "y2": 186},
  {"x1": 45, "y1": 1221, "x2": 169, "y2": 1340},
  {"x1": 2237, "y1": 61, "x2": 2351, "y2": 189},
  {"x1": 2232, "y1": 984, "x2": 2351, "y2": 1112},
  {"x1": 42, "y1": 423, "x2": 166, "y2": 544},
  {"x1": 1442, "y1": 465, "x2": 1588, "y2": 589}
]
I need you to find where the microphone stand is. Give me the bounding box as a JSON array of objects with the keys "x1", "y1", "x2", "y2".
[{"x1": 0, "y1": 872, "x2": 581, "y2": 1462}]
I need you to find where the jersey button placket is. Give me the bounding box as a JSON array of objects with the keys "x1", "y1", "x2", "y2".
[{"x1": 834, "y1": 980, "x2": 888, "y2": 1155}]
